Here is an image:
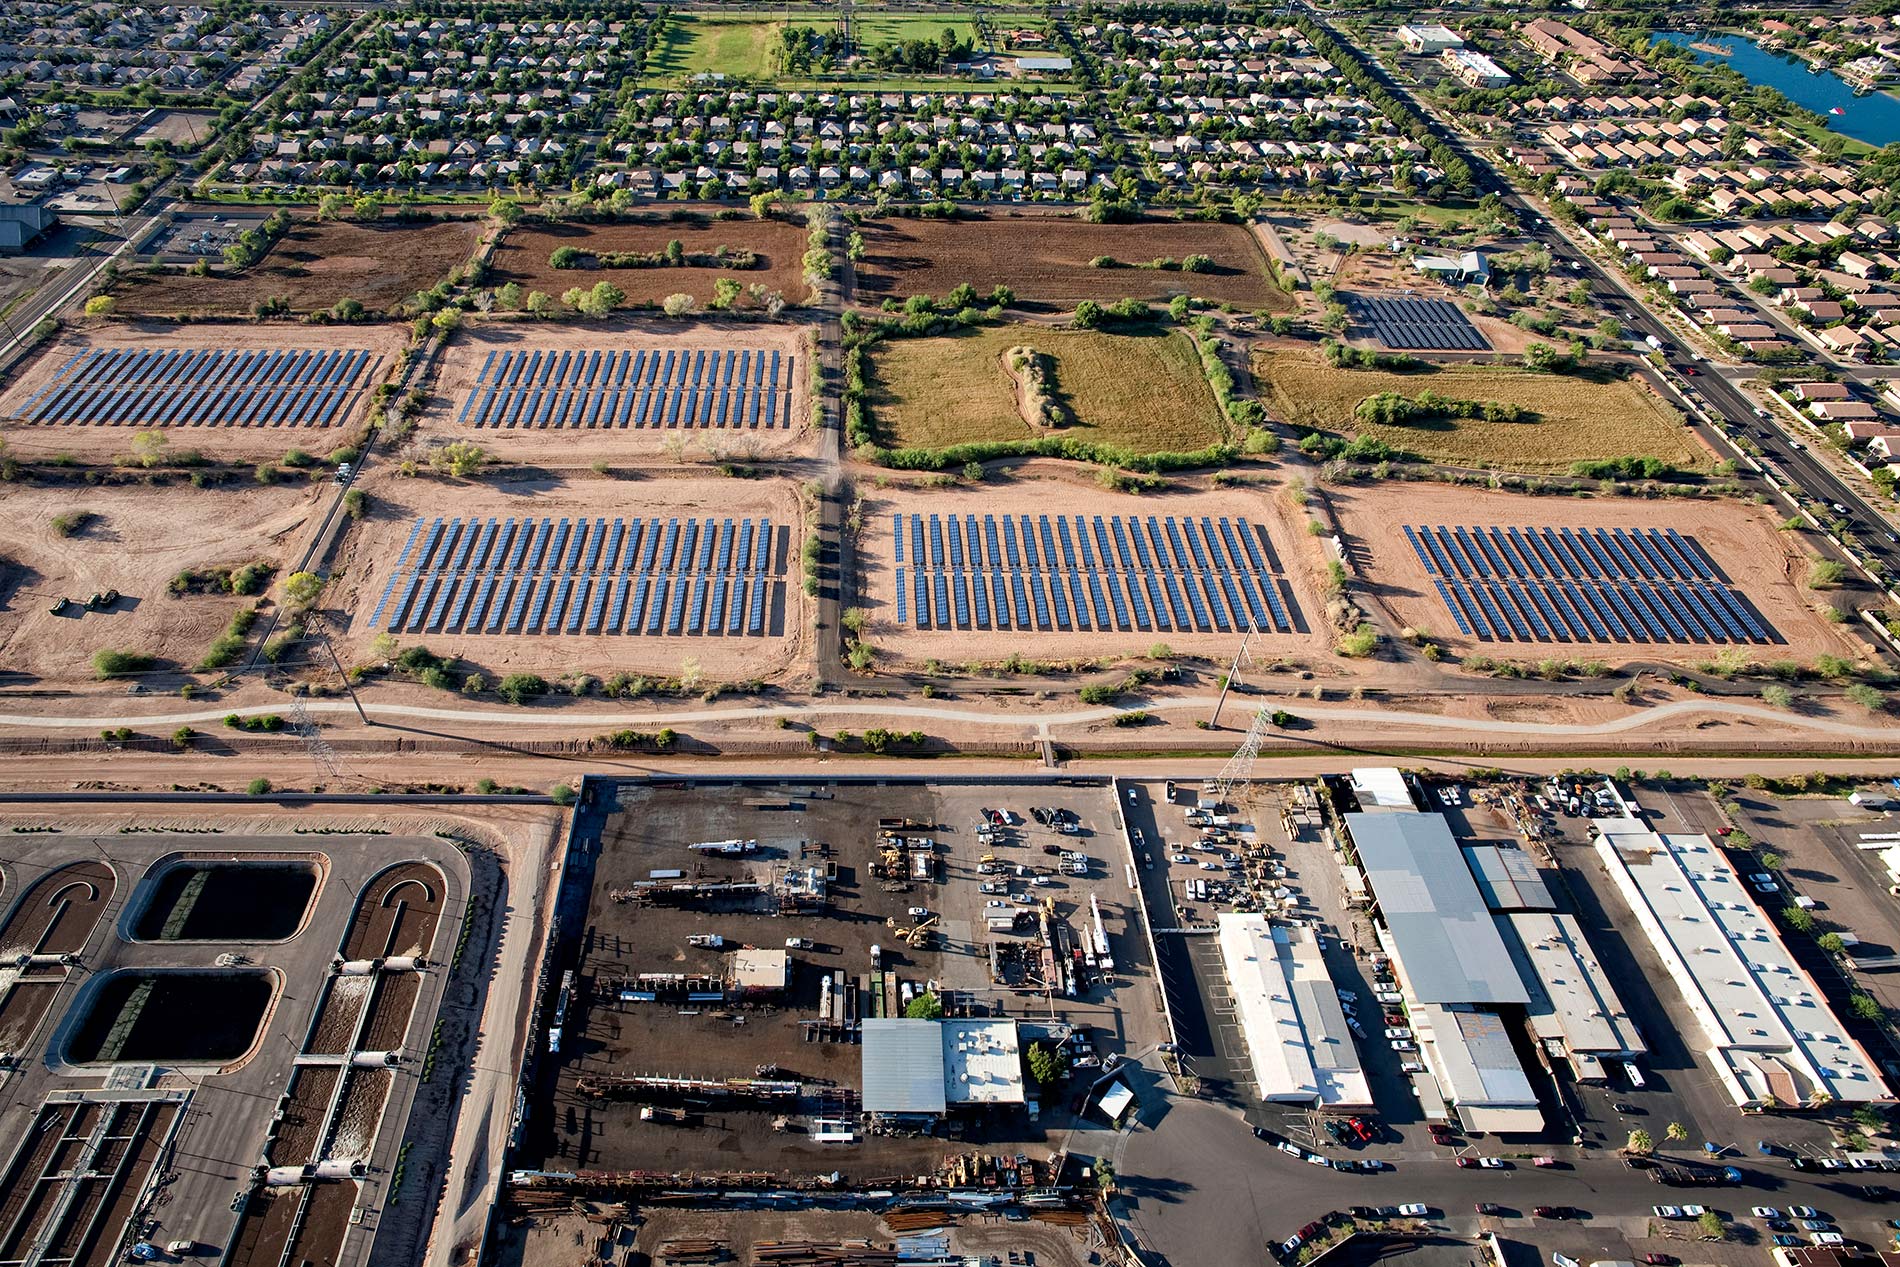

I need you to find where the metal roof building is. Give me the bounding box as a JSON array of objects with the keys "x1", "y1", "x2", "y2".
[
  {"x1": 944, "y1": 1021, "x2": 1024, "y2": 1107},
  {"x1": 1217, "y1": 914, "x2": 1370, "y2": 1108},
  {"x1": 1349, "y1": 767, "x2": 1417, "y2": 811},
  {"x1": 1498, "y1": 910, "x2": 1645, "y2": 1072},
  {"x1": 1411, "y1": 1005, "x2": 1542, "y2": 1134},
  {"x1": 1345, "y1": 812, "x2": 1529, "y2": 1006},
  {"x1": 1593, "y1": 818, "x2": 1891, "y2": 1108},
  {"x1": 1465, "y1": 845, "x2": 1558, "y2": 912},
  {"x1": 860, "y1": 1019, "x2": 948, "y2": 1116}
]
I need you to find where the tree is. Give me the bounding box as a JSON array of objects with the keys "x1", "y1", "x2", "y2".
[
  {"x1": 488, "y1": 196, "x2": 522, "y2": 226},
  {"x1": 710, "y1": 277, "x2": 742, "y2": 310},
  {"x1": 576, "y1": 280, "x2": 622, "y2": 318},
  {"x1": 1849, "y1": 992, "x2": 1884, "y2": 1022},
  {"x1": 1665, "y1": 1121, "x2": 1688, "y2": 1143},
  {"x1": 429, "y1": 440, "x2": 488, "y2": 477},
  {"x1": 1782, "y1": 905, "x2": 1817, "y2": 935},
  {"x1": 317, "y1": 192, "x2": 349, "y2": 221},
  {"x1": 283, "y1": 570, "x2": 324, "y2": 605},
  {"x1": 330, "y1": 296, "x2": 365, "y2": 322},
  {"x1": 1817, "y1": 932, "x2": 1847, "y2": 955},
  {"x1": 550, "y1": 782, "x2": 577, "y2": 806},
  {"x1": 352, "y1": 194, "x2": 384, "y2": 221},
  {"x1": 1026, "y1": 1039, "x2": 1069, "y2": 1086},
  {"x1": 130, "y1": 429, "x2": 168, "y2": 468},
  {"x1": 847, "y1": 230, "x2": 866, "y2": 261},
  {"x1": 83, "y1": 295, "x2": 115, "y2": 317},
  {"x1": 247, "y1": 777, "x2": 272, "y2": 795},
  {"x1": 525, "y1": 290, "x2": 553, "y2": 317},
  {"x1": 431, "y1": 308, "x2": 462, "y2": 333},
  {"x1": 1626, "y1": 1128, "x2": 1654, "y2": 1155},
  {"x1": 749, "y1": 190, "x2": 781, "y2": 220},
  {"x1": 549, "y1": 245, "x2": 582, "y2": 269},
  {"x1": 1072, "y1": 299, "x2": 1103, "y2": 329},
  {"x1": 496, "y1": 281, "x2": 524, "y2": 310},
  {"x1": 1808, "y1": 557, "x2": 1846, "y2": 588},
  {"x1": 1696, "y1": 1210, "x2": 1725, "y2": 1241},
  {"x1": 662, "y1": 291, "x2": 697, "y2": 317},
  {"x1": 904, "y1": 991, "x2": 943, "y2": 1020},
  {"x1": 497, "y1": 673, "x2": 547, "y2": 705}
]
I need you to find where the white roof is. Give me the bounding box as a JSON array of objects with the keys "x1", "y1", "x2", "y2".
[
  {"x1": 1217, "y1": 914, "x2": 1370, "y2": 1107},
  {"x1": 942, "y1": 1020, "x2": 1024, "y2": 1106},
  {"x1": 1350, "y1": 767, "x2": 1415, "y2": 810},
  {"x1": 1592, "y1": 819, "x2": 1889, "y2": 1107},
  {"x1": 1412, "y1": 1003, "x2": 1543, "y2": 1133},
  {"x1": 1499, "y1": 911, "x2": 1645, "y2": 1058}
]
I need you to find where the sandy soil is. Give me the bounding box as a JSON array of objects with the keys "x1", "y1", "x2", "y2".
[
  {"x1": 326, "y1": 470, "x2": 809, "y2": 682},
  {"x1": 417, "y1": 318, "x2": 813, "y2": 465},
  {"x1": 853, "y1": 476, "x2": 1332, "y2": 666},
  {"x1": 1330, "y1": 482, "x2": 1864, "y2": 664},
  {"x1": 0, "y1": 321, "x2": 407, "y2": 462},
  {"x1": 0, "y1": 479, "x2": 323, "y2": 685}
]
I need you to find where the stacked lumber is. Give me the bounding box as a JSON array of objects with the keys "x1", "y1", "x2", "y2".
[
  {"x1": 752, "y1": 1241, "x2": 897, "y2": 1266},
  {"x1": 657, "y1": 1238, "x2": 726, "y2": 1264},
  {"x1": 881, "y1": 1211, "x2": 949, "y2": 1233}
]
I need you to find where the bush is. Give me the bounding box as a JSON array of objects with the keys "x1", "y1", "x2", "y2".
[
  {"x1": 51, "y1": 510, "x2": 94, "y2": 537},
  {"x1": 92, "y1": 648, "x2": 154, "y2": 679},
  {"x1": 550, "y1": 783, "x2": 577, "y2": 806},
  {"x1": 497, "y1": 673, "x2": 547, "y2": 705},
  {"x1": 1078, "y1": 683, "x2": 1119, "y2": 705},
  {"x1": 171, "y1": 726, "x2": 195, "y2": 750},
  {"x1": 904, "y1": 991, "x2": 943, "y2": 1020},
  {"x1": 247, "y1": 777, "x2": 272, "y2": 795}
]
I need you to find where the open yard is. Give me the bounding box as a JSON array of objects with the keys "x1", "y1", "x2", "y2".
[
  {"x1": 110, "y1": 216, "x2": 483, "y2": 317},
  {"x1": 491, "y1": 213, "x2": 812, "y2": 312},
  {"x1": 855, "y1": 214, "x2": 1290, "y2": 311},
  {"x1": 1331, "y1": 482, "x2": 1859, "y2": 663},
  {"x1": 327, "y1": 470, "x2": 808, "y2": 684},
  {"x1": 0, "y1": 480, "x2": 321, "y2": 688},
  {"x1": 868, "y1": 323, "x2": 1226, "y2": 453},
  {"x1": 1251, "y1": 347, "x2": 1709, "y2": 473},
  {"x1": 643, "y1": 14, "x2": 813, "y2": 81}
]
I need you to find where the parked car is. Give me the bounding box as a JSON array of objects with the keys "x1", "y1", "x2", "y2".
[
  {"x1": 1475, "y1": 1203, "x2": 1500, "y2": 1216},
  {"x1": 784, "y1": 937, "x2": 813, "y2": 949},
  {"x1": 1751, "y1": 1207, "x2": 1781, "y2": 1220},
  {"x1": 1653, "y1": 1206, "x2": 1683, "y2": 1220},
  {"x1": 1479, "y1": 1158, "x2": 1506, "y2": 1170},
  {"x1": 1456, "y1": 1158, "x2": 1478, "y2": 1169},
  {"x1": 1397, "y1": 1204, "x2": 1429, "y2": 1217},
  {"x1": 1643, "y1": 1255, "x2": 1677, "y2": 1265}
]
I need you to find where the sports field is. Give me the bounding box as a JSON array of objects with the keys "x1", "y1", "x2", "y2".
[
  {"x1": 645, "y1": 15, "x2": 804, "y2": 80},
  {"x1": 1251, "y1": 348, "x2": 1707, "y2": 473},
  {"x1": 868, "y1": 324, "x2": 1225, "y2": 453}
]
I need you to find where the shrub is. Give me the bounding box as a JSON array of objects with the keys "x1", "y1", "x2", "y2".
[
  {"x1": 92, "y1": 648, "x2": 154, "y2": 679},
  {"x1": 51, "y1": 510, "x2": 94, "y2": 537},
  {"x1": 550, "y1": 783, "x2": 577, "y2": 806},
  {"x1": 497, "y1": 673, "x2": 547, "y2": 705},
  {"x1": 171, "y1": 726, "x2": 194, "y2": 750},
  {"x1": 1078, "y1": 683, "x2": 1119, "y2": 705},
  {"x1": 247, "y1": 777, "x2": 273, "y2": 795}
]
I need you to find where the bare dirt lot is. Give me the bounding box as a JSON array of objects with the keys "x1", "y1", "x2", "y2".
[
  {"x1": 1330, "y1": 482, "x2": 1860, "y2": 663},
  {"x1": 421, "y1": 319, "x2": 813, "y2": 464},
  {"x1": 327, "y1": 471, "x2": 808, "y2": 682},
  {"x1": 110, "y1": 215, "x2": 484, "y2": 317},
  {"x1": 854, "y1": 212, "x2": 1291, "y2": 311},
  {"x1": 0, "y1": 321, "x2": 406, "y2": 462},
  {"x1": 854, "y1": 478, "x2": 1330, "y2": 666},
  {"x1": 491, "y1": 212, "x2": 813, "y2": 312},
  {"x1": 0, "y1": 479, "x2": 322, "y2": 687}
]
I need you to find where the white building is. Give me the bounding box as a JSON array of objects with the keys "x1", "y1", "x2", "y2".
[
  {"x1": 1217, "y1": 914, "x2": 1370, "y2": 1108},
  {"x1": 1498, "y1": 910, "x2": 1645, "y2": 1080},
  {"x1": 1443, "y1": 48, "x2": 1512, "y2": 89},
  {"x1": 1397, "y1": 24, "x2": 1465, "y2": 54},
  {"x1": 1592, "y1": 819, "x2": 1890, "y2": 1108}
]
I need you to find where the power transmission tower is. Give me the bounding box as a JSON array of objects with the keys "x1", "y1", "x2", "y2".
[
  {"x1": 286, "y1": 615, "x2": 369, "y2": 784},
  {"x1": 1211, "y1": 707, "x2": 1272, "y2": 807},
  {"x1": 1208, "y1": 602, "x2": 1266, "y2": 729}
]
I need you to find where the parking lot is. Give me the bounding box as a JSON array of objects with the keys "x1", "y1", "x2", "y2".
[{"x1": 520, "y1": 777, "x2": 1166, "y2": 1180}]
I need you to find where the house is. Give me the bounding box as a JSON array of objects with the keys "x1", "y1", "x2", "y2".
[
  {"x1": 1413, "y1": 250, "x2": 1488, "y2": 282},
  {"x1": 1790, "y1": 382, "x2": 1851, "y2": 402},
  {"x1": 1811, "y1": 400, "x2": 1879, "y2": 422}
]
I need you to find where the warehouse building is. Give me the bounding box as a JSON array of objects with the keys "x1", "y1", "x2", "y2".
[
  {"x1": 1465, "y1": 844, "x2": 1557, "y2": 912},
  {"x1": 1217, "y1": 914, "x2": 1370, "y2": 1108},
  {"x1": 1593, "y1": 819, "x2": 1891, "y2": 1108},
  {"x1": 1346, "y1": 811, "x2": 1542, "y2": 1132},
  {"x1": 860, "y1": 1019, "x2": 1025, "y2": 1122},
  {"x1": 1397, "y1": 23, "x2": 1465, "y2": 54},
  {"x1": 1498, "y1": 910, "x2": 1645, "y2": 1080}
]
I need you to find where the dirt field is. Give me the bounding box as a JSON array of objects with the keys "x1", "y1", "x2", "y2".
[
  {"x1": 855, "y1": 479, "x2": 1329, "y2": 665},
  {"x1": 491, "y1": 213, "x2": 813, "y2": 311},
  {"x1": 854, "y1": 212, "x2": 1291, "y2": 311},
  {"x1": 327, "y1": 471, "x2": 807, "y2": 683},
  {"x1": 420, "y1": 319, "x2": 813, "y2": 464},
  {"x1": 0, "y1": 321, "x2": 406, "y2": 462},
  {"x1": 111, "y1": 216, "x2": 484, "y2": 317},
  {"x1": 1330, "y1": 482, "x2": 1858, "y2": 662},
  {"x1": 1251, "y1": 346, "x2": 1709, "y2": 473},
  {"x1": 0, "y1": 480, "x2": 323, "y2": 687},
  {"x1": 868, "y1": 323, "x2": 1226, "y2": 453}
]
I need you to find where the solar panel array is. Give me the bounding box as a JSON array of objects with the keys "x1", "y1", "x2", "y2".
[
  {"x1": 456, "y1": 347, "x2": 793, "y2": 429},
  {"x1": 369, "y1": 515, "x2": 780, "y2": 637},
  {"x1": 15, "y1": 347, "x2": 377, "y2": 427},
  {"x1": 891, "y1": 513, "x2": 1296, "y2": 634},
  {"x1": 1352, "y1": 296, "x2": 1490, "y2": 351},
  {"x1": 1404, "y1": 523, "x2": 1774, "y2": 646}
]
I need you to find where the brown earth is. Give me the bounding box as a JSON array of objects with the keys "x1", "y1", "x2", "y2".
[
  {"x1": 853, "y1": 212, "x2": 1292, "y2": 311},
  {"x1": 491, "y1": 212, "x2": 812, "y2": 311},
  {"x1": 111, "y1": 216, "x2": 484, "y2": 317},
  {"x1": 1329, "y1": 481, "x2": 1867, "y2": 665}
]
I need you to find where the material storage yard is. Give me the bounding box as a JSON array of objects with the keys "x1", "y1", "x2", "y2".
[
  {"x1": 1331, "y1": 483, "x2": 1859, "y2": 662},
  {"x1": 330, "y1": 473, "x2": 805, "y2": 678},
  {"x1": 519, "y1": 778, "x2": 1164, "y2": 1180},
  {"x1": 0, "y1": 479, "x2": 325, "y2": 686},
  {"x1": 853, "y1": 213, "x2": 1291, "y2": 311},
  {"x1": 424, "y1": 321, "x2": 810, "y2": 462},
  {"x1": 856, "y1": 484, "x2": 1320, "y2": 662},
  {"x1": 0, "y1": 322, "x2": 404, "y2": 461},
  {"x1": 109, "y1": 216, "x2": 485, "y2": 317}
]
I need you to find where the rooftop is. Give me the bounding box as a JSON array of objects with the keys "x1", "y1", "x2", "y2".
[
  {"x1": 1346, "y1": 812, "x2": 1529, "y2": 1006},
  {"x1": 1217, "y1": 914, "x2": 1370, "y2": 1107},
  {"x1": 1412, "y1": 1003, "x2": 1542, "y2": 1134},
  {"x1": 1349, "y1": 767, "x2": 1416, "y2": 811},
  {"x1": 943, "y1": 1020, "x2": 1024, "y2": 1106},
  {"x1": 1465, "y1": 845, "x2": 1557, "y2": 912},
  {"x1": 1498, "y1": 910, "x2": 1645, "y2": 1058},
  {"x1": 860, "y1": 1019, "x2": 948, "y2": 1115}
]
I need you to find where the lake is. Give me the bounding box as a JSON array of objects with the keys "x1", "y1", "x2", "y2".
[{"x1": 1653, "y1": 31, "x2": 1900, "y2": 149}]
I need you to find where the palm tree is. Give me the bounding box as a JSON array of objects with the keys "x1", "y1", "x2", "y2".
[
  {"x1": 1627, "y1": 1128, "x2": 1654, "y2": 1155},
  {"x1": 1665, "y1": 1121, "x2": 1689, "y2": 1143}
]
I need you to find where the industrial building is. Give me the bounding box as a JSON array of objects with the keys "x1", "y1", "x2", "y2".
[
  {"x1": 860, "y1": 1019, "x2": 1025, "y2": 1121},
  {"x1": 728, "y1": 948, "x2": 790, "y2": 999},
  {"x1": 1498, "y1": 911, "x2": 1645, "y2": 1079},
  {"x1": 1349, "y1": 767, "x2": 1417, "y2": 811},
  {"x1": 1345, "y1": 811, "x2": 1543, "y2": 1133},
  {"x1": 1465, "y1": 845, "x2": 1557, "y2": 912},
  {"x1": 1217, "y1": 914, "x2": 1370, "y2": 1108},
  {"x1": 1397, "y1": 23, "x2": 1465, "y2": 54},
  {"x1": 1593, "y1": 818, "x2": 1891, "y2": 1108},
  {"x1": 0, "y1": 203, "x2": 54, "y2": 254}
]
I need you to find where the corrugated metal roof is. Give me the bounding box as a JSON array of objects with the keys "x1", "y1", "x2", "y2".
[
  {"x1": 1346, "y1": 812, "x2": 1529, "y2": 1006},
  {"x1": 1464, "y1": 844, "x2": 1557, "y2": 912},
  {"x1": 860, "y1": 1019, "x2": 947, "y2": 1114}
]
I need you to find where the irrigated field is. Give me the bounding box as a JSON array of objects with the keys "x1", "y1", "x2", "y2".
[
  {"x1": 111, "y1": 217, "x2": 483, "y2": 317},
  {"x1": 491, "y1": 214, "x2": 811, "y2": 310},
  {"x1": 868, "y1": 324, "x2": 1226, "y2": 453},
  {"x1": 1251, "y1": 348, "x2": 1707, "y2": 473},
  {"x1": 855, "y1": 214, "x2": 1290, "y2": 311},
  {"x1": 644, "y1": 14, "x2": 807, "y2": 80}
]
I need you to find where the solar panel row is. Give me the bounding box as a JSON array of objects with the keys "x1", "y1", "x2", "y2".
[
  {"x1": 898, "y1": 568, "x2": 1288, "y2": 634},
  {"x1": 1353, "y1": 295, "x2": 1490, "y2": 352},
  {"x1": 20, "y1": 347, "x2": 375, "y2": 428},
  {"x1": 372, "y1": 570, "x2": 775, "y2": 637},
  {"x1": 458, "y1": 347, "x2": 792, "y2": 430},
  {"x1": 1405, "y1": 523, "x2": 1769, "y2": 645},
  {"x1": 892, "y1": 513, "x2": 1279, "y2": 577},
  {"x1": 391, "y1": 515, "x2": 775, "y2": 577}
]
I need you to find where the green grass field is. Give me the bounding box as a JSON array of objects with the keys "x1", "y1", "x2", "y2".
[
  {"x1": 1252, "y1": 348, "x2": 1707, "y2": 473},
  {"x1": 645, "y1": 11, "x2": 1039, "y2": 84},
  {"x1": 870, "y1": 324, "x2": 1226, "y2": 453}
]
